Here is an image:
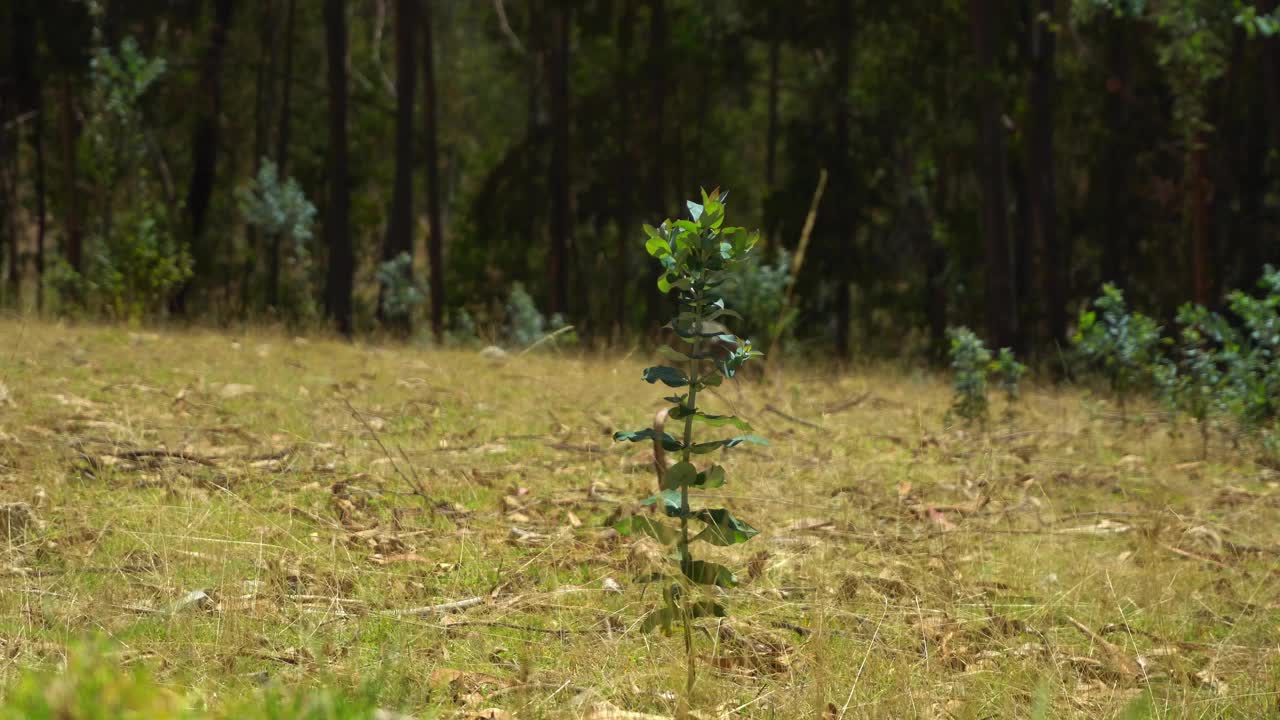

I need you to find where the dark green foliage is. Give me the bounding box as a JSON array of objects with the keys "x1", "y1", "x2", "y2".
[
  {"x1": 946, "y1": 327, "x2": 1026, "y2": 425},
  {"x1": 947, "y1": 327, "x2": 992, "y2": 424},
  {"x1": 1156, "y1": 303, "x2": 1234, "y2": 456},
  {"x1": 992, "y1": 347, "x2": 1028, "y2": 402},
  {"x1": 612, "y1": 189, "x2": 762, "y2": 698},
  {"x1": 375, "y1": 252, "x2": 424, "y2": 322},
  {"x1": 1073, "y1": 284, "x2": 1164, "y2": 413}
]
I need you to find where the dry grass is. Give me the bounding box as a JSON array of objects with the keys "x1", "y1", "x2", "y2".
[{"x1": 0, "y1": 317, "x2": 1278, "y2": 719}]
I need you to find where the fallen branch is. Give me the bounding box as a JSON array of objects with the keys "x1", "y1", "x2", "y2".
[
  {"x1": 110, "y1": 449, "x2": 219, "y2": 467},
  {"x1": 764, "y1": 403, "x2": 821, "y2": 429},
  {"x1": 384, "y1": 595, "x2": 486, "y2": 616}
]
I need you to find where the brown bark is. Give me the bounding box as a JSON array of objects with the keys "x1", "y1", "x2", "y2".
[
  {"x1": 613, "y1": 0, "x2": 637, "y2": 334},
  {"x1": 183, "y1": 0, "x2": 235, "y2": 310},
  {"x1": 324, "y1": 0, "x2": 354, "y2": 336},
  {"x1": 833, "y1": 0, "x2": 853, "y2": 359},
  {"x1": 60, "y1": 74, "x2": 82, "y2": 277},
  {"x1": 970, "y1": 0, "x2": 1015, "y2": 350},
  {"x1": 381, "y1": 0, "x2": 418, "y2": 332},
  {"x1": 422, "y1": 0, "x2": 446, "y2": 341},
  {"x1": 1028, "y1": 0, "x2": 1061, "y2": 347},
  {"x1": 546, "y1": 2, "x2": 572, "y2": 317}
]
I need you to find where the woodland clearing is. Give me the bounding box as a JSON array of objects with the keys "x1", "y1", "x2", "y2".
[{"x1": 0, "y1": 318, "x2": 1277, "y2": 719}]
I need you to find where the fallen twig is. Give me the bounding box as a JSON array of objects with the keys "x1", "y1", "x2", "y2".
[
  {"x1": 764, "y1": 403, "x2": 821, "y2": 429},
  {"x1": 384, "y1": 595, "x2": 486, "y2": 616}
]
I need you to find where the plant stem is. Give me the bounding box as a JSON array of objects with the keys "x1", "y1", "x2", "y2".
[{"x1": 678, "y1": 288, "x2": 705, "y2": 702}]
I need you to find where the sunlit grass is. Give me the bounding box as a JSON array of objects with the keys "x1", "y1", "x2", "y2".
[{"x1": 0, "y1": 317, "x2": 1277, "y2": 718}]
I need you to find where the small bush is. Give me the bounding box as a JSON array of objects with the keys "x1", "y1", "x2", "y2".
[
  {"x1": 375, "y1": 252, "x2": 425, "y2": 323},
  {"x1": 947, "y1": 327, "x2": 992, "y2": 424},
  {"x1": 1073, "y1": 283, "x2": 1163, "y2": 417}
]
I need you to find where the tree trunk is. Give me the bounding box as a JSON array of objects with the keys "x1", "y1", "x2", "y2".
[
  {"x1": 422, "y1": 0, "x2": 446, "y2": 341},
  {"x1": 645, "y1": 0, "x2": 667, "y2": 327},
  {"x1": 12, "y1": 0, "x2": 44, "y2": 310},
  {"x1": 970, "y1": 0, "x2": 1015, "y2": 351},
  {"x1": 765, "y1": 23, "x2": 780, "y2": 194},
  {"x1": 61, "y1": 73, "x2": 83, "y2": 278},
  {"x1": 269, "y1": 0, "x2": 298, "y2": 309},
  {"x1": 380, "y1": 0, "x2": 417, "y2": 333},
  {"x1": 613, "y1": 0, "x2": 637, "y2": 336},
  {"x1": 1098, "y1": 18, "x2": 1131, "y2": 292},
  {"x1": 324, "y1": 0, "x2": 354, "y2": 336},
  {"x1": 1264, "y1": 0, "x2": 1280, "y2": 153},
  {"x1": 183, "y1": 0, "x2": 235, "y2": 312},
  {"x1": 1028, "y1": 0, "x2": 1061, "y2": 347},
  {"x1": 547, "y1": 2, "x2": 572, "y2": 318},
  {"x1": 833, "y1": 0, "x2": 853, "y2": 358},
  {"x1": 1189, "y1": 133, "x2": 1211, "y2": 306},
  {"x1": 250, "y1": 0, "x2": 277, "y2": 312}
]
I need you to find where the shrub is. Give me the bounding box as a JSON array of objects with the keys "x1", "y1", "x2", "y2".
[
  {"x1": 237, "y1": 159, "x2": 318, "y2": 321},
  {"x1": 1156, "y1": 303, "x2": 1234, "y2": 457},
  {"x1": 718, "y1": 246, "x2": 794, "y2": 349},
  {"x1": 612, "y1": 189, "x2": 764, "y2": 704},
  {"x1": 375, "y1": 252, "x2": 425, "y2": 323},
  {"x1": 947, "y1": 327, "x2": 992, "y2": 424},
  {"x1": 1073, "y1": 283, "x2": 1164, "y2": 417},
  {"x1": 50, "y1": 38, "x2": 191, "y2": 319},
  {"x1": 1221, "y1": 266, "x2": 1280, "y2": 432}
]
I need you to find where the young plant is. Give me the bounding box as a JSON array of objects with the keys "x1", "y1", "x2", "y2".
[
  {"x1": 612, "y1": 189, "x2": 765, "y2": 702},
  {"x1": 992, "y1": 347, "x2": 1028, "y2": 404},
  {"x1": 1222, "y1": 266, "x2": 1280, "y2": 433},
  {"x1": 376, "y1": 251, "x2": 426, "y2": 323},
  {"x1": 1157, "y1": 303, "x2": 1233, "y2": 458},
  {"x1": 946, "y1": 327, "x2": 992, "y2": 424},
  {"x1": 1073, "y1": 283, "x2": 1164, "y2": 419}
]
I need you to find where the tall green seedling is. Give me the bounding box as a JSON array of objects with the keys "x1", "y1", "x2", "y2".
[{"x1": 613, "y1": 189, "x2": 765, "y2": 704}]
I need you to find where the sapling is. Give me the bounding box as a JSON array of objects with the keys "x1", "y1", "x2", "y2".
[
  {"x1": 947, "y1": 327, "x2": 992, "y2": 424},
  {"x1": 613, "y1": 189, "x2": 765, "y2": 704},
  {"x1": 1157, "y1": 303, "x2": 1233, "y2": 458},
  {"x1": 1073, "y1": 283, "x2": 1163, "y2": 420}
]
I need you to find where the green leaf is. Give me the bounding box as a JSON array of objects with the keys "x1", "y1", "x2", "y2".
[
  {"x1": 696, "y1": 465, "x2": 726, "y2": 488},
  {"x1": 615, "y1": 515, "x2": 679, "y2": 544},
  {"x1": 688, "y1": 434, "x2": 768, "y2": 454},
  {"x1": 640, "y1": 488, "x2": 685, "y2": 517},
  {"x1": 645, "y1": 236, "x2": 670, "y2": 258},
  {"x1": 643, "y1": 365, "x2": 690, "y2": 387},
  {"x1": 661, "y1": 461, "x2": 697, "y2": 491},
  {"x1": 613, "y1": 428, "x2": 683, "y2": 452},
  {"x1": 668, "y1": 406, "x2": 753, "y2": 431},
  {"x1": 692, "y1": 508, "x2": 759, "y2": 546},
  {"x1": 657, "y1": 273, "x2": 674, "y2": 294},
  {"x1": 657, "y1": 345, "x2": 691, "y2": 363},
  {"x1": 681, "y1": 558, "x2": 738, "y2": 587},
  {"x1": 687, "y1": 201, "x2": 704, "y2": 222}
]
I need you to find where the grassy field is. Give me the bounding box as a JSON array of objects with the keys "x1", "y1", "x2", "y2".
[{"x1": 0, "y1": 318, "x2": 1277, "y2": 719}]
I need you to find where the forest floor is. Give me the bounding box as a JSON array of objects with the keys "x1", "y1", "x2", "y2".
[{"x1": 0, "y1": 318, "x2": 1278, "y2": 719}]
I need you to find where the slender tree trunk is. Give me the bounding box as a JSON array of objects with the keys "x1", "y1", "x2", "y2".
[
  {"x1": 1029, "y1": 0, "x2": 1061, "y2": 347},
  {"x1": 181, "y1": 0, "x2": 235, "y2": 314},
  {"x1": 1189, "y1": 133, "x2": 1211, "y2": 306},
  {"x1": 422, "y1": 0, "x2": 446, "y2": 341},
  {"x1": 324, "y1": 0, "x2": 354, "y2": 336},
  {"x1": 12, "y1": 0, "x2": 44, "y2": 307},
  {"x1": 250, "y1": 0, "x2": 277, "y2": 312},
  {"x1": 613, "y1": 0, "x2": 637, "y2": 336},
  {"x1": 61, "y1": 74, "x2": 83, "y2": 278},
  {"x1": 380, "y1": 0, "x2": 418, "y2": 333},
  {"x1": 765, "y1": 23, "x2": 780, "y2": 193},
  {"x1": 547, "y1": 2, "x2": 572, "y2": 317},
  {"x1": 269, "y1": 0, "x2": 298, "y2": 309},
  {"x1": 970, "y1": 0, "x2": 1015, "y2": 350},
  {"x1": 645, "y1": 0, "x2": 667, "y2": 327},
  {"x1": 833, "y1": 0, "x2": 853, "y2": 358},
  {"x1": 1098, "y1": 19, "x2": 1131, "y2": 291}
]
